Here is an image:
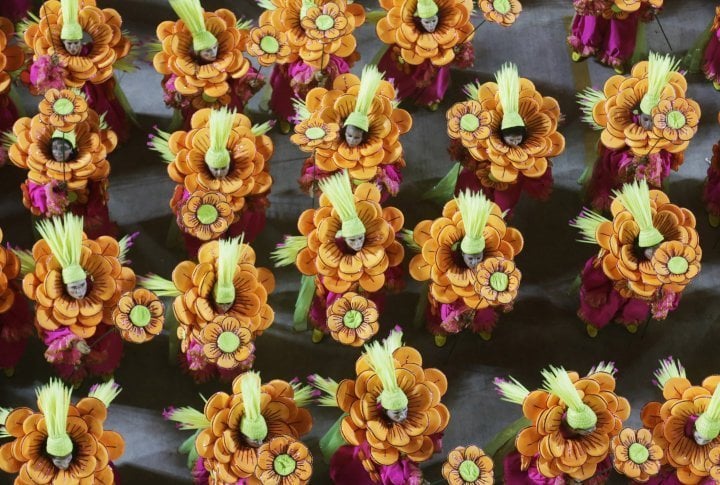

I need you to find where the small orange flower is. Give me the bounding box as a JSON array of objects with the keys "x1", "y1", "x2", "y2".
[
  {"x1": 291, "y1": 117, "x2": 340, "y2": 152},
  {"x1": 301, "y1": 3, "x2": 350, "y2": 42},
  {"x1": 442, "y1": 445, "x2": 494, "y2": 485},
  {"x1": 651, "y1": 241, "x2": 701, "y2": 289},
  {"x1": 180, "y1": 190, "x2": 234, "y2": 241},
  {"x1": 447, "y1": 101, "x2": 494, "y2": 149},
  {"x1": 199, "y1": 315, "x2": 254, "y2": 369},
  {"x1": 247, "y1": 25, "x2": 292, "y2": 66},
  {"x1": 611, "y1": 428, "x2": 663, "y2": 482},
  {"x1": 474, "y1": 257, "x2": 521, "y2": 306},
  {"x1": 326, "y1": 292, "x2": 379, "y2": 347},
  {"x1": 651, "y1": 98, "x2": 700, "y2": 151},
  {"x1": 709, "y1": 447, "x2": 720, "y2": 482},
  {"x1": 37, "y1": 88, "x2": 89, "y2": 132},
  {"x1": 255, "y1": 436, "x2": 313, "y2": 484},
  {"x1": 113, "y1": 288, "x2": 165, "y2": 343},
  {"x1": 0, "y1": 228, "x2": 20, "y2": 315},
  {"x1": 0, "y1": 17, "x2": 24, "y2": 96},
  {"x1": 479, "y1": 0, "x2": 522, "y2": 27}
]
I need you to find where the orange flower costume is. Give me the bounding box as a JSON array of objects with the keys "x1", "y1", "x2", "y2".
[
  {"x1": 494, "y1": 363, "x2": 630, "y2": 482},
  {"x1": 375, "y1": 0, "x2": 477, "y2": 107},
  {"x1": 578, "y1": 53, "x2": 700, "y2": 210},
  {"x1": 310, "y1": 329, "x2": 449, "y2": 482},
  {"x1": 21, "y1": 0, "x2": 136, "y2": 139},
  {"x1": 0, "y1": 229, "x2": 33, "y2": 375},
  {"x1": 139, "y1": 236, "x2": 275, "y2": 382},
  {"x1": 407, "y1": 190, "x2": 523, "y2": 345},
  {"x1": 20, "y1": 214, "x2": 140, "y2": 384},
  {"x1": 150, "y1": 107, "x2": 274, "y2": 254},
  {"x1": 255, "y1": 0, "x2": 365, "y2": 129},
  {"x1": 571, "y1": 180, "x2": 701, "y2": 335},
  {"x1": 152, "y1": 0, "x2": 263, "y2": 125},
  {"x1": 0, "y1": 16, "x2": 24, "y2": 135},
  {"x1": 291, "y1": 65, "x2": 412, "y2": 198},
  {"x1": 7, "y1": 88, "x2": 118, "y2": 238},
  {"x1": 641, "y1": 357, "x2": 720, "y2": 484},
  {"x1": 272, "y1": 171, "x2": 404, "y2": 343},
  {"x1": 440, "y1": 63, "x2": 564, "y2": 214},
  {"x1": 165, "y1": 371, "x2": 313, "y2": 483},
  {"x1": 569, "y1": 0, "x2": 663, "y2": 71},
  {"x1": 0, "y1": 379, "x2": 125, "y2": 484}
]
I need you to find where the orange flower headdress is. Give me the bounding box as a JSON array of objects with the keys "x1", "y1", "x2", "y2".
[
  {"x1": 272, "y1": 170, "x2": 405, "y2": 295},
  {"x1": 450, "y1": 64, "x2": 565, "y2": 185},
  {"x1": 571, "y1": 179, "x2": 701, "y2": 305},
  {"x1": 23, "y1": 0, "x2": 132, "y2": 88},
  {"x1": 579, "y1": 52, "x2": 700, "y2": 157},
  {"x1": 0, "y1": 229, "x2": 21, "y2": 318},
  {"x1": 0, "y1": 17, "x2": 24, "y2": 97},
  {"x1": 21, "y1": 214, "x2": 136, "y2": 339},
  {"x1": 495, "y1": 363, "x2": 630, "y2": 481},
  {"x1": 151, "y1": 107, "x2": 273, "y2": 215},
  {"x1": 291, "y1": 65, "x2": 412, "y2": 182},
  {"x1": 139, "y1": 236, "x2": 274, "y2": 360},
  {"x1": 153, "y1": 0, "x2": 251, "y2": 105},
  {"x1": 310, "y1": 329, "x2": 449, "y2": 478},
  {"x1": 376, "y1": 0, "x2": 475, "y2": 65},
  {"x1": 641, "y1": 357, "x2": 720, "y2": 484},
  {"x1": 256, "y1": 0, "x2": 365, "y2": 69},
  {"x1": 0, "y1": 379, "x2": 125, "y2": 483},
  {"x1": 166, "y1": 371, "x2": 313, "y2": 483},
  {"x1": 408, "y1": 190, "x2": 523, "y2": 310}
]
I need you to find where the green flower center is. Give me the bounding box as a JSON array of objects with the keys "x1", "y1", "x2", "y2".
[
  {"x1": 343, "y1": 309, "x2": 363, "y2": 329},
  {"x1": 459, "y1": 459, "x2": 481, "y2": 481},
  {"x1": 666, "y1": 110, "x2": 686, "y2": 130},
  {"x1": 273, "y1": 453, "x2": 297, "y2": 476},
  {"x1": 217, "y1": 331, "x2": 241, "y2": 353},
  {"x1": 493, "y1": 0, "x2": 511, "y2": 14},
  {"x1": 260, "y1": 35, "x2": 280, "y2": 54},
  {"x1": 306, "y1": 126, "x2": 327, "y2": 140},
  {"x1": 53, "y1": 98, "x2": 75, "y2": 116},
  {"x1": 490, "y1": 271, "x2": 509, "y2": 292},
  {"x1": 460, "y1": 113, "x2": 480, "y2": 132},
  {"x1": 129, "y1": 305, "x2": 151, "y2": 327},
  {"x1": 202, "y1": 93, "x2": 218, "y2": 103},
  {"x1": 315, "y1": 14, "x2": 335, "y2": 31},
  {"x1": 629, "y1": 442, "x2": 650, "y2": 465},
  {"x1": 197, "y1": 204, "x2": 219, "y2": 224},
  {"x1": 667, "y1": 256, "x2": 689, "y2": 275}
]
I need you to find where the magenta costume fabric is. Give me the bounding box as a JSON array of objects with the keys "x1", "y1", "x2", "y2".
[
  {"x1": 0, "y1": 94, "x2": 19, "y2": 134},
  {"x1": 569, "y1": 13, "x2": 609, "y2": 58},
  {"x1": 425, "y1": 299, "x2": 499, "y2": 337},
  {"x1": 0, "y1": 0, "x2": 31, "y2": 21},
  {"x1": 329, "y1": 442, "x2": 426, "y2": 485},
  {"x1": 0, "y1": 285, "x2": 33, "y2": 372},
  {"x1": 83, "y1": 79, "x2": 130, "y2": 142},
  {"x1": 568, "y1": 10, "x2": 641, "y2": 68},
  {"x1": 378, "y1": 49, "x2": 450, "y2": 106},
  {"x1": 503, "y1": 451, "x2": 612, "y2": 485},
  {"x1": 703, "y1": 26, "x2": 720, "y2": 84},
  {"x1": 269, "y1": 56, "x2": 351, "y2": 123},
  {"x1": 703, "y1": 144, "x2": 720, "y2": 218}
]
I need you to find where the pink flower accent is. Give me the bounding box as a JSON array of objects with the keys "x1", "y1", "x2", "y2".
[
  {"x1": 0, "y1": 146, "x2": 7, "y2": 168},
  {"x1": 45, "y1": 180, "x2": 71, "y2": 216},
  {"x1": 43, "y1": 327, "x2": 88, "y2": 366},
  {"x1": 651, "y1": 288, "x2": 680, "y2": 320},
  {"x1": 29, "y1": 55, "x2": 68, "y2": 92}
]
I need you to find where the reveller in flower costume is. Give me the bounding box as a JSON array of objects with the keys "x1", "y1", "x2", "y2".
[
  {"x1": 149, "y1": 107, "x2": 274, "y2": 256},
  {"x1": 21, "y1": 0, "x2": 137, "y2": 141},
  {"x1": 578, "y1": 53, "x2": 700, "y2": 210},
  {"x1": 272, "y1": 170, "x2": 405, "y2": 344},
  {"x1": 570, "y1": 180, "x2": 701, "y2": 336},
  {"x1": 309, "y1": 329, "x2": 449, "y2": 484},
  {"x1": 291, "y1": 65, "x2": 412, "y2": 201},
  {"x1": 436, "y1": 63, "x2": 564, "y2": 214},
  {"x1": 164, "y1": 371, "x2": 314, "y2": 484},
  {"x1": 251, "y1": 0, "x2": 365, "y2": 133},
  {"x1": 0, "y1": 16, "x2": 24, "y2": 150},
  {"x1": 406, "y1": 190, "x2": 523, "y2": 346},
  {"x1": 139, "y1": 236, "x2": 275, "y2": 382},
  {"x1": 0, "y1": 379, "x2": 125, "y2": 484}
]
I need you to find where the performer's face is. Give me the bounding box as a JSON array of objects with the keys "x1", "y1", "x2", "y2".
[
  {"x1": 63, "y1": 39, "x2": 83, "y2": 56},
  {"x1": 344, "y1": 125, "x2": 364, "y2": 147},
  {"x1": 52, "y1": 453, "x2": 73, "y2": 470},
  {"x1": 420, "y1": 15, "x2": 439, "y2": 32},
  {"x1": 503, "y1": 133, "x2": 523, "y2": 147},
  {"x1": 638, "y1": 113, "x2": 653, "y2": 130},
  {"x1": 66, "y1": 279, "x2": 88, "y2": 300},
  {"x1": 385, "y1": 407, "x2": 408, "y2": 423},
  {"x1": 243, "y1": 435, "x2": 264, "y2": 448},
  {"x1": 197, "y1": 44, "x2": 219, "y2": 62},
  {"x1": 51, "y1": 139, "x2": 74, "y2": 162},
  {"x1": 216, "y1": 302, "x2": 233, "y2": 313},
  {"x1": 345, "y1": 234, "x2": 365, "y2": 252},
  {"x1": 462, "y1": 252, "x2": 483, "y2": 270},
  {"x1": 209, "y1": 165, "x2": 230, "y2": 178}
]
